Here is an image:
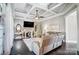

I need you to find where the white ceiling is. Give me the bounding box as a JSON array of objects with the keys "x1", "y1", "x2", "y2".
[{"x1": 12, "y1": 3, "x2": 77, "y2": 22}]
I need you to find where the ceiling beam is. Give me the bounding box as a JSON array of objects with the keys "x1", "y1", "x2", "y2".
[
  {"x1": 14, "y1": 3, "x2": 63, "y2": 19},
  {"x1": 14, "y1": 16, "x2": 41, "y2": 22},
  {"x1": 63, "y1": 5, "x2": 77, "y2": 15},
  {"x1": 26, "y1": 6, "x2": 36, "y2": 16},
  {"x1": 50, "y1": 3, "x2": 64, "y2": 10},
  {"x1": 14, "y1": 17, "x2": 30, "y2": 21},
  {"x1": 42, "y1": 3, "x2": 64, "y2": 16},
  {"x1": 41, "y1": 11, "x2": 56, "y2": 17},
  {"x1": 14, "y1": 11, "x2": 27, "y2": 18},
  {"x1": 14, "y1": 6, "x2": 36, "y2": 19},
  {"x1": 42, "y1": 4, "x2": 75, "y2": 21},
  {"x1": 14, "y1": 3, "x2": 76, "y2": 22},
  {"x1": 31, "y1": 3, "x2": 57, "y2": 15}
]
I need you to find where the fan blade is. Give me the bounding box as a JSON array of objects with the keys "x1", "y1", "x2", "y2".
[
  {"x1": 39, "y1": 16, "x2": 45, "y2": 18},
  {"x1": 26, "y1": 17, "x2": 34, "y2": 19}
]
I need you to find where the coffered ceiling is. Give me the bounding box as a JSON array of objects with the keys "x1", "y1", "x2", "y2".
[{"x1": 12, "y1": 3, "x2": 77, "y2": 22}]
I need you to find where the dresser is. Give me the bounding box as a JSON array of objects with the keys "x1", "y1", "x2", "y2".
[{"x1": 0, "y1": 25, "x2": 3, "y2": 54}]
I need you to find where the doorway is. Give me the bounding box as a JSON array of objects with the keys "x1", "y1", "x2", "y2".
[{"x1": 65, "y1": 10, "x2": 77, "y2": 54}]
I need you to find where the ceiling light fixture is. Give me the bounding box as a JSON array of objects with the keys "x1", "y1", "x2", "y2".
[
  {"x1": 35, "y1": 16, "x2": 39, "y2": 20},
  {"x1": 27, "y1": 9, "x2": 45, "y2": 20},
  {"x1": 34, "y1": 10, "x2": 39, "y2": 20}
]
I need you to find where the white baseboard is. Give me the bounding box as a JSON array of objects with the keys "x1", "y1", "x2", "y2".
[{"x1": 66, "y1": 41, "x2": 77, "y2": 44}]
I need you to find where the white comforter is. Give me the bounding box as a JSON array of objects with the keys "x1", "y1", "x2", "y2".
[{"x1": 23, "y1": 38, "x2": 42, "y2": 51}]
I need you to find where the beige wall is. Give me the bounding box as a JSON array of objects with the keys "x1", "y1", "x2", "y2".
[
  {"x1": 14, "y1": 16, "x2": 65, "y2": 37},
  {"x1": 42, "y1": 16, "x2": 65, "y2": 34}
]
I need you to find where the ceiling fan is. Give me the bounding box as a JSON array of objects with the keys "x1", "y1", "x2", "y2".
[{"x1": 27, "y1": 10, "x2": 45, "y2": 20}]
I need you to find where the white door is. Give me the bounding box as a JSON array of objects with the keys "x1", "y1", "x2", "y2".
[{"x1": 65, "y1": 11, "x2": 77, "y2": 43}]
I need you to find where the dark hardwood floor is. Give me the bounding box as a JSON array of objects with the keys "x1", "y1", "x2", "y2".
[
  {"x1": 10, "y1": 39, "x2": 33, "y2": 55},
  {"x1": 10, "y1": 39, "x2": 77, "y2": 55},
  {"x1": 45, "y1": 42, "x2": 77, "y2": 55}
]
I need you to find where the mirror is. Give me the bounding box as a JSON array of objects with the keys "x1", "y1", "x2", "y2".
[{"x1": 16, "y1": 24, "x2": 21, "y2": 32}]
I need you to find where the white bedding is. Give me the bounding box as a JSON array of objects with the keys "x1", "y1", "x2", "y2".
[
  {"x1": 23, "y1": 36, "x2": 64, "y2": 55},
  {"x1": 23, "y1": 38, "x2": 42, "y2": 51}
]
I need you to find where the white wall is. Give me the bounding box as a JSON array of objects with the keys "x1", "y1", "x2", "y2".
[
  {"x1": 77, "y1": 6, "x2": 79, "y2": 51},
  {"x1": 14, "y1": 19, "x2": 34, "y2": 38},
  {"x1": 42, "y1": 16, "x2": 65, "y2": 34},
  {"x1": 4, "y1": 4, "x2": 14, "y2": 55},
  {"x1": 14, "y1": 19, "x2": 23, "y2": 27},
  {"x1": 65, "y1": 11, "x2": 77, "y2": 43},
  {"x1": 14, "y1": 19, "x2": 23, "y2": 32}
]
